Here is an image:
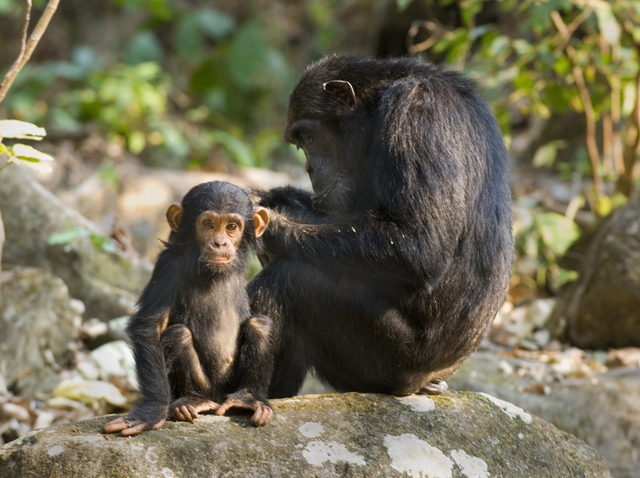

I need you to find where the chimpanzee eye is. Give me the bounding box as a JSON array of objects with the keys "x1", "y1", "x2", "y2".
[
  {"x1": 203, "y1": 220, "x2": 214, "y2": 229},
  {"x1": 299, "y1": 131, "x2": 313, "y2": 146},
  {"x1": 292, "y1": 128, "x2": 313, "y2": 148},
  {"x1": 226, "y1": 222, "x2": 238, "y2": 232}
]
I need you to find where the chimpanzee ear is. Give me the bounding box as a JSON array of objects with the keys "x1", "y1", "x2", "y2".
[
  {"x1": 253, "y1": 207, "x2": 269, "y2": 238},
  {"x1": 323, "y1": 80, "x2": 356, "y2": 108},
  {"x1": 166, "y1": 203, "x2": 184, "y2": 232}
]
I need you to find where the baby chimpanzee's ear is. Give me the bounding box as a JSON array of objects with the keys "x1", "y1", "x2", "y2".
[
  {"x1": 166, "y1": 203, "x2": 184, "y2": 232},
  {"x1": 253, "y1": 207, "x2": 269, "y2": 238}
]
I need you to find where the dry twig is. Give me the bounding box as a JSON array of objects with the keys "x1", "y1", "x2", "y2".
[{"x1": 0, "y1": 0, "x2": 61, "y2": 105}]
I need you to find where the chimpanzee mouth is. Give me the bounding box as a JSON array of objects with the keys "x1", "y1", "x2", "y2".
[{"x1": 199, "y1": 254, "x2": 233, "y2": 269}]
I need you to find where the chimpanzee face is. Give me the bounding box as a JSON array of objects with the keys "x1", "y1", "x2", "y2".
[{"x1": 284, "y1": 114, "x2": 358, "y2": 215}]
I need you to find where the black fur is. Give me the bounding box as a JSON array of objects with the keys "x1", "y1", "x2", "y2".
[{"x1": 251, "y1": 55, "x2": 513, "y2": 397}]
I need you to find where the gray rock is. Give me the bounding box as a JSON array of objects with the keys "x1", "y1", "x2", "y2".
[
  {"x1": 0, "y1": 267, "x2": 81, "y2": 395},
  {"x1": 450, "y1": 352, "x2": 640, "y2": 478},
  {"x1": 0, "y1": 166, "x2": 152, "y2": 320},
  {"x1": 0, "y1": 393, "x2": 610, "y2": 477},
  {"x1": 548, "y1": 195, "x2": 640, "y2": 348}
]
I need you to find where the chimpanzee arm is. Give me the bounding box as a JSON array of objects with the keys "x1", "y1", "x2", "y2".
[
  {"x1": 103, "y1": 250, "x2": 176, "y2": 435},
  {"x1": 263, "y1": 210, "x2": 460, "y2": 291},
  {"x1": 251, "y1": 186, "x2": 315, "y2": 215}
]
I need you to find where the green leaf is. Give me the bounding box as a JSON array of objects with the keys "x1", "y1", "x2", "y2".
[
  {"x1": 0, "y1": 120, "x2": 46, "y2": 140},
  {"x1": 211, "y1": 130, "x2": 256, "y2": 167},
  {"x1": 227, "y1": 21, "x2": 269, "y2": 90},
  {"x1": 0, "y1": 0, "x2": 12, "y2": 13},
  {"x1": 174, "y1": 13, "x2": 204, "y2": 62},
  {"x1": 396, "y1": 0, "x2": 413, "y2": 11},
  {"x1": 532, "y1": 142, "x2": 558, "y2": 167},
  {"x1": 127, "y1": 131, "x2": 146, "y2": 154},
  {"x1": 197, "y1": 8, "x2": 235, "y2": 40},
  {"x1": 90, "y1": 233, "x2": 118, "y2": 253},
  {"x1": 536, "y1": 212, "x2": 579, "y2": 256},
  {"x1": 48, "y1": 227, "x2": 92, "y2": 246},
  {"x1": 125, "y1": 30, "x2": 164, "y2": 64},
  {"x1": 487, "y1": 35, "x2": 510, "y2": 57}
]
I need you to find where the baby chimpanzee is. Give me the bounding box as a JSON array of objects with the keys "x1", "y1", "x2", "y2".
[{"x1": 104, "y1": 181, "x2": 273, "y2": 436}]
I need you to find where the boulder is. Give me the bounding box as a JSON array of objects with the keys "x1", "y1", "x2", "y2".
[
  {"x1": 0, "y1": 166, "x2": 152, "y2": 320},
  {"x1": 0, "y1": 393, "x2": 610, "y2": 477},
  {"x1": 450, "y1": 351, "x2": 640, "y2": 478},
  {"x1": 0, "y1": 267, "x2": 83, "y2": 395},
  {"x1": 548, "y1": 195, "x2": 640, "y2": 348}
]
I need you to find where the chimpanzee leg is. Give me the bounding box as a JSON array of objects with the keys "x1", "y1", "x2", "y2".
[
  {"x1": 250, "y1": 258, "x2": 448, "y2": 396},
  {"x1": 162, "y1": 324, "x2": 211, "y2": 397},
  {"x1": 161, "y1": 324, "x2": 219, "y2": 422},
  {"x1": 249, "y1": 260, "x2": 311, "y2": 398},
  {"x1": 214, "y1": 315, "x2": 275, "y2": 426},
  {"x1": 234, "y1": 315, "x2": 274, "y2": 401}
]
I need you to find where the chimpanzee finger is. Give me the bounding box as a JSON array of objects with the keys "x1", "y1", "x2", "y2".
[
  {"x1": 121, "y1": 423, "x2": 149, "y2": 436},
  {"x1": 103, "y1": 417, "x2": 129, "y2": 433},
  {"x1": 252, "y1": 404, "x2": 273, "y2": 426}
]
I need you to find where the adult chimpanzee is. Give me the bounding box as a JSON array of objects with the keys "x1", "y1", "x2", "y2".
[
  {"x1": 104, "y1": 181, "x2": 273, "y2": 436},
  {"x1": 251, "y1": 55, "x2": 513, "y2": 398}
]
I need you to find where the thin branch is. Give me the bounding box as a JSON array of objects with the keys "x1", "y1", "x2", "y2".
[
  {"x1": 567, "y1": 45, "x2": 603, "y2": 199},
  {"x1": 0, "y1": 0, "x2": 60, "y2": 105},
  {"x1": 407, "y1": 21, "x2": 441, "y2": 55},
  {"x1": 616, "y1": 71, "x2": 640, "y2": 196},
  {"x1": 552, "y1": 9, "x2": 593, "y2": 52},
  {"x1": 610, "y1": 43, "x2": 624, "y2": 176},
  {"x1": 19, "y1": 1, "x2": 33, "y2": 63},
  {"x1": 552, "y1": 11, "x2": 603, "y2": 200}
]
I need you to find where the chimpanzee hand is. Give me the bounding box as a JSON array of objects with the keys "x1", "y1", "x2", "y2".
[
  {"x1": 251, "y1": 186, "x2": 315, "y2": 215},
  {"x1": 215, "y1": 390, "x2": 273, "y2": 426},
  {"x1": 170, "y1": 396, "x2": 220, "y2": 423},
  {"x1": 103, "y1": 415, "x2": 166, "y2": 437}
]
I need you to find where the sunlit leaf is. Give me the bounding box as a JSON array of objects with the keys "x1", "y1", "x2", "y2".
[
  {"x1": 595, "y1": 6, "x2": 620, "y2": 45},
  {"x1": 127, "y1": 130, "x2": 146, "y2": 154},
  {"x1": 90, "y1": 234, "x2": 118, "y2": 253},
  {"x1": 12, "y1": 143, "x2": 54, "y2": 162},
  {"x1": 0, "y1": 120, "x2": 46, "y2": 140},
  {"x1": 13, "y1": 158, "x2": 53, "y2": 173},
  {"x1": 533, "y1": 142, "x2": 558, "y2": 167},
  {"x1": 535, "y1": 212, "x2": 579, "y2": 256}
]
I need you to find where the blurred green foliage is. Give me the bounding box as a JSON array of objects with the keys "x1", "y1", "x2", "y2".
[
  {"x1": 0, "y1": 0, "x2": 317, "y2": 169},
  {"x1": 410, "y1": 0, "x2": 640, "y2": 295},
  {"x1": 514, "y1": 198, "x2": 579, "y2": 293},
  {"x1": 414, "y1": 0, "x2": 640, "y2": 191}
]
